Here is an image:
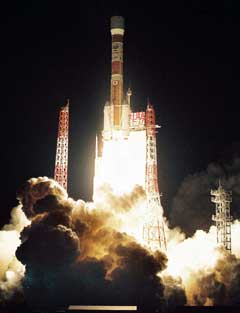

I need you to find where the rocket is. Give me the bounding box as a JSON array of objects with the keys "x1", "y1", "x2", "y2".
[
  {"x1": 103, "y1": 16, "x2": 131, "y2": 140},
  {"x1": 110, "y1": 16, "x2": 124, "y2": 129}
]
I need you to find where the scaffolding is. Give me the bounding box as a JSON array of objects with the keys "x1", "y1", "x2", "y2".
[
  {"x1": 143, "y1": 102, "x2": 167, "y2": 251},
  {"x1": 211, "y1": 181, "x2": 233, "y2": 252}
]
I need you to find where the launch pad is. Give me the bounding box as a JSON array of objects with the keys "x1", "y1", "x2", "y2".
[{"x1": 53, "y1": 16, "x2": 167, "y2": 251}]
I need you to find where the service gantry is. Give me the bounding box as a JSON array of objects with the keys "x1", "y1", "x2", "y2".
[
  {"x1": 211, "y1": 181, "x2": 233, "y2": 252},
  {"x1": 54, "y1": 99, "x2": 69, "y2": 191},
  {"x1": 143, "y1": 102, "x2": 167, "y2": 251}
]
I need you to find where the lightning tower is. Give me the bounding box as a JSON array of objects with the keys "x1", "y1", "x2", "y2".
[
  {"x1": 54, "y1": 99, "x2": 69, "y2": 190},
  {"x1": 211, "y1": 181, "x2": 233, "y2": 252},
  {"x1": 143, "y1": 102, "x2": 167, "y2": 251}
]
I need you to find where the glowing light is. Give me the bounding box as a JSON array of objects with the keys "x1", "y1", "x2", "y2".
[
  {"x1": 0, "y1": 206, "x2": 29, "y2": 292},
  {"x1": 163, "y1": 226, "x2": 219, "y2": 280},
  {"x1": 0, "y1": 231, "x2": 21, "y2": 280},
  {"x1": 5, "y1": 270, "x2": 15, "y2": 281},
  {"x1": 94, "y1": 130, "x2": 146, "y2": 196}
]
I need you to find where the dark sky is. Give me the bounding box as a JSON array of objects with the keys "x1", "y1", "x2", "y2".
[{"x1": 1, "y1": 0, "x2": 240, "y2": 227}]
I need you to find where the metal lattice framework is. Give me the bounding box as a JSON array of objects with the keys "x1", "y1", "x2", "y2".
[
  {"x1": 211, "y1": 181, "x2": 233, "y2": 252},
  {"x1": 143, "y1": 102, "x2": 167, "y2": 251},
  {"x1": 54, "y1": 99, "x2": 69, "y2": 191}
]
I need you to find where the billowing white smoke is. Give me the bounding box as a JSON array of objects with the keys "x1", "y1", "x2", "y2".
[
  {"x1": 231, "y1": 219, "x2": 240, "y2": 257},
  {"x1": 0, "y1": 205, "x2": 30, "y2": 299},
  {"x1": 1, "y1": 175, "x2": 240, "y2": 307},
  {"x1": 162, "y1": 219, "x2": 240, "y2": 305}
]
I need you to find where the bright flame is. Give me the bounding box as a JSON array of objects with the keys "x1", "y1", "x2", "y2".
[
  {"x1": 93, "y1": 129, "x2": 152, "y2": 245},
  {"x1": 117, "y1": 198, "x2": 148, "y2": 245},
  {"x1": 94, "y1": 130, "x2": 146, "y2": 196}
]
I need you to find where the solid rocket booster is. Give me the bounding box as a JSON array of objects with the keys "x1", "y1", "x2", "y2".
[{"x1": 110, "y1": 16, "x2": 124, "y2": 129}]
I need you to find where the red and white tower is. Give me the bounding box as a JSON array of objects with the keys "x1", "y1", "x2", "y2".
[
  {"x1": 54, "y1": 99, "x2": 69, "y2": 191},
  {"x1": 143, "y1": 102, "x2": 167, "y2": 251}
]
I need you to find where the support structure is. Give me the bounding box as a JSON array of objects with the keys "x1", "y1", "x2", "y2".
[
  {"x1": 211, "y1": 181, "x2": 233, "y2": 252},
  {"x1": 54, "y1": 99, "x2": 69, "y2": 191},
  {"x1": 143, "y1": 102, "x2": 167, "y2": 251}
]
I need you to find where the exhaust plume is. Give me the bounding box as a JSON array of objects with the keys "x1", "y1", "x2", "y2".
[
  {"x1": 11, "y1": 177, "x2": 183, "y2": 311},
  {"x1": 2, "y1": 172, "x2": 240, "y2": 310},
  {"x1": 0, "y1": 205, "x2": 30, "y2": 301}
]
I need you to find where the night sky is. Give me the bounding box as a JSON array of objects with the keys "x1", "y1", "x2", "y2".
[{"x1": 1, "y1": 0, "x2": 240, "y2": 227}]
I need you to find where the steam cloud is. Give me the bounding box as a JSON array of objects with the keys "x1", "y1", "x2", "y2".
[
  {"x1": 189, "y1": 250, "x2": 240, "y2": 305},
  {"x1": 2, "y1": 177, "x2": 183, "y2": 312},
  {"x1": 0, "y1": 206, "x2": 30, "y2": 301},
  {"x1": 1, "y1": 172, "x2": 240, "y2": 311},
  {"x1": 165, "y1": 157, "x2": 240, "y2": 306}
]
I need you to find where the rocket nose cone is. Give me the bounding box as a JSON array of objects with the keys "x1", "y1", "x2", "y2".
[{"x1": 111, "y1": 16, "x2": 124, "y2": 29}]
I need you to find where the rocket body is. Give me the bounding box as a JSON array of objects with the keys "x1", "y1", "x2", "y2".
[
  {"x1": 111, "y1": 16, "x2": 124, "y2": 129},
  {"x1": 103, "y1": 16, "x2": 130, "y2": 140}
]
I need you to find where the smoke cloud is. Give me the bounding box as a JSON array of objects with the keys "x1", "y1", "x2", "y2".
[
  {"x1": 3, "y1": 174, "x2": 240, "y2": 310},
  {"x1": 164, "y1": 156, "x2": 240, "y2": 306},
  {"x1": 164, "y1": 221, "x2": 240, "y2": 306},
  {"x1": 94, "y1": 183, "x2": 146, "y2": 213},
  {"x1": 0, "y1": 205, "x2": 30, "y2": 301},
  {"x1": 0, "y1": 177, "x2": 185, "y2": 312},
  {"x1": 189, "y1": 250, "x2": 240, "y2": 305}
]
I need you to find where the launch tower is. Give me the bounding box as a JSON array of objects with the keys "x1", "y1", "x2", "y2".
[
  {"x1": 143, "y1": 102, "x2": 167, "y2": 250},
  {"x1": 54, "y1": 99, "x2": 69, "y2": 190},
  {"x1": 211, "y1": 181, "x2": 233, "y2": 252}
]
